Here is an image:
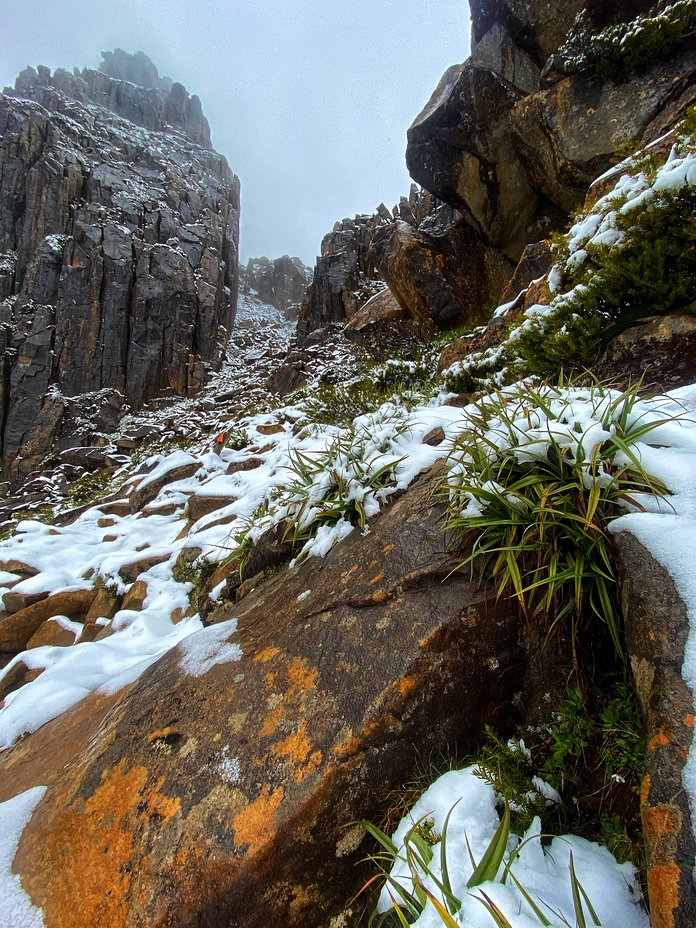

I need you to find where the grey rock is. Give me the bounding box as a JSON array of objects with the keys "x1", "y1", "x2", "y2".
[{"x1": 0, "y1": 54, "x2": 240, "y2": 482}]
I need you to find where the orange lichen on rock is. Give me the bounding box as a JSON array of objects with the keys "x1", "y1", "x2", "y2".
[
  {"x1": 254, "y1": 646, "x2": 280, "y2": 663},
  {"x1": 18, "y1": 759, "x2": 180, "y2": 928},
  {"x1": 684, "y1": 713, "x2": 695, "y2": 728},
  {"x1": 647, "y1": 861, "x2": 680, "y2": 928},
  {"x1": 232, "y1": 785, "x2": 285, "y2": 855},
  {"x1": 368, "y1": 571, "x2": 385, "y2": 585},
  {"x1": 648, "y1": 728, "x2": 672, "y2": 750},
  {"x1": 643, "y1": 804, "x2": 681, "y2": 844}
]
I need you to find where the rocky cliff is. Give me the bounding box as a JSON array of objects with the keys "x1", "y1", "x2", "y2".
[
  {"x1": 0, "y1": 51, "x2": 240, "y2": 482},
  {"x1": 300, "y1": 0, "x2": 696, "y2": 348},
  {"x1": 240, "y1": 254, "x2": 312, "y2": 317}
]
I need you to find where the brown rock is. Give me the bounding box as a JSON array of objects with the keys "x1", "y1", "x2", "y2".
[
  {"x1": 5, "y1": 476, "x2": 528, "y2": 928},
  {"x1": 256, "y1": 422, "x2": 285, "y2": 436},
  {"x1": 0, "y1": 589, "x2": 95, "y2": 652},
  {"x1": 188, "y1": 494, "x2": 238, "y2": 523},
  {"x1": 0, "y1": 559, "x2": 40, "y2": 576},
  {"x1": 121, "y1": 581, "x2": 149, "y2": 612},
  {"x1": 595, "y1": 314, "x2": 696, "y2": 391},
  {"x1": 84, "y1": 588, "x2": 122, "y2": 623},
  {"x1": 0, "y1": 658, "x2": 30, "y2": 703},
  {"x1": 510, "y1": 46, "x2": 696, "y2": 213},
  {"x1": 129, "y1": 460, "x2": 200, "y2": 512},
  {"x1": 226, "y1": 457, "x2": 264, "y2": 475},
  {"x1": 615, "y1": 532, "x2": 696, "y2": 928},
  {"x1": 119, "y1": 553, "x2": 171, "y2": 583},
  {"x1": 3, "y1": 589, "x2": 49, "y2": 614},
  {"x1": 26, "y1": 618, "x2": 78, "y2": 649},
  {"x1": 406, "y1": 65, "x2": 550, "y2": 259},
  {"x1": 371, "y1": 219, "x2": 513, "y2": 329},
  {"x1": 345, "y1": 287, "x2": 407, "y2": 333}
]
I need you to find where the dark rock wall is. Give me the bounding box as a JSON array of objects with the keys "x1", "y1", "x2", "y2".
[
  {"x1": 0, "y1": 54, "x2": 240, "y2": 481},
  {"x1": 241, "y1": 255, "x2": 313, "y2": 317}
]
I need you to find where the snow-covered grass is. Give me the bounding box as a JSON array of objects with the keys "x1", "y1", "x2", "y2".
[
  {"x1": 443, "y1": 137, "x2": 696, "y2": 390},
  {"x1": 367, "y1": 766, "x2": 649, "y2": 928},
  {"x1": 442, "y1": 379, "x2": 673, "y2": 659}
]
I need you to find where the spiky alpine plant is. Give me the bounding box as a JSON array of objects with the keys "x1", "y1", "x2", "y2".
[{"x1": 439, "y1": 378, "x2": 671, "y2": 662}]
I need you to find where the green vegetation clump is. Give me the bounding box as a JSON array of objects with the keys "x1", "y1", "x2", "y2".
[
  {"x1": 516, "y1": 186, "x2": 696, "y2": 378},
  {"x1": 560, "y1": 1, "x2": 696, "y2": 79},
  {"x1": 441, "y1": 380, "x2": 669, "y2": 664},
  {"x1": 67, "y1": 469, "x2": 119, "y2": 507}
]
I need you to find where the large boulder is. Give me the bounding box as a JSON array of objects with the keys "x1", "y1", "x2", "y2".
[
  {"x1": 1, "y1": 477, "x2": 530, "y2": 928},
  {"x1": 406, "y1": 63, "x2": 565, "y2": 260},
  {"x1": 370, "y1": 218, "x2": 513, "y2": 328},
  {"x1": 510, "y1": 45, "x2": 696, "y2": 212}
]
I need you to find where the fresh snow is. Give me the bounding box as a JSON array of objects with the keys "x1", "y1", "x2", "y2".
[
  {"x1": 377, "y1": 766, "x2": 649, "y2": 928},
  {"x1": 0, "y1": 786, "x2": 47, "y2": 928}
]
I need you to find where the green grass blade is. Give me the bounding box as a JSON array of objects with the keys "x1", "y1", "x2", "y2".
[
  {"x1": 467, "y1": 799, "x2": 510, "y2": 888},
  {"x1": 472, "y1": 890, "x2": 514, "y2": 928},
  {"x1": 569, "y1": 852, "x2": 588, "y2": 928}
]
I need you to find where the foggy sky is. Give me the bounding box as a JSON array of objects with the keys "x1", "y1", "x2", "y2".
[{"x1": 0, "y1": 0, "x2": 470, "y2": 266}]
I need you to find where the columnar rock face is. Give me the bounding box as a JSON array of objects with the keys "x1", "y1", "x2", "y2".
[
  {"x1": 0, "y1": 52, "x2": 240, "y2": 481},
  {"x1": 241, "y1": 255, "x2": 312, "y2": 317}
]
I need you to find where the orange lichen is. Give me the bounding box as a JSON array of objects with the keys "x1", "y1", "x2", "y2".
[
  {"x1": 641, "y1": 774, "x2": 652, "y2": 806},
  {"x1": 648, "y1": 728, "x2": 672, "y2": 750},
  {"x1": 147, "y1": 727, "x2": 173, "y2": 742},
  {"x1": 684, "y1": 713, "x2": 695, "y2": 729},
  {"x1": 254, "y1": 646, "x2": 280, "y2": 664},
  {"x1": 18, "y1": 759, "x2": 180, "y2": 928},
  {"x1": 368, "y1": 571, "x2": 385, "y2": 585},
  {"x1": 260, "y1": 702, "x2": 286, "y2": 737},
  {"x1": 287, "y1": 657, "x2": 318, "y2": 695},
  {"x1": 382, "y1": 544, "x2": 394, "y2": 555},
  {"x1": 272, "y1": 722, "x2": 312, "y2": 766},
  {"x1": 395, "y1": 676, "x2": 418, "y2": 699},
  {"x1": 644, "y1": 804, "x2": 680, "y2": 843},
  {"x1": 647, "y1": 861, "x2": 680, "y2": 928},
  {"x1": 232, "y1": 785, "x2": 284, "y2": 855}
]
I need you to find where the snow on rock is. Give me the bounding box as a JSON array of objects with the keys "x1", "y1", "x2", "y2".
[{"x1": 0, "y1": 786, "x2": 47, "y2": 928}]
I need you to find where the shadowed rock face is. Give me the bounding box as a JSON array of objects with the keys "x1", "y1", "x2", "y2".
[
  {"x1": 468, "y1": 0, "x2": 655, "y2": 66},
  {"x1": 3, "y1": 477, "x2": 530, "y2": 928},
  {"x1": 241, "y1": 255, "x2": 313, "y2": 317},
  {"x1": 0, "y1": 53, "x2": 240, "y2": 480}
]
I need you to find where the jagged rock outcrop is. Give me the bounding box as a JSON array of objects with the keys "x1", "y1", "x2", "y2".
[
  {"x1": 296, "y1": 185, "x2": 449, "y2": 342},
  {"x1": 0, "y1": 51, "x2": 240, "y2": 481},
  {"x1": 397, "y1": 0, "x2": 696, "y2": 338},
  {"x1": 241, "y1": 255, "x2": 312, "y2": 317},
  {"x1": 370, "y1": 219, "x2": 513, "y2": 329}
]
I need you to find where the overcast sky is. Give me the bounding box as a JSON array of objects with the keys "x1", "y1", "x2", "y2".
[{"x1": 0, "y1": 0, "x2": 470, "y2": 266}]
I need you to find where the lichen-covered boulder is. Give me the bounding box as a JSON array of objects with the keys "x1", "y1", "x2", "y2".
[
  {"x1": 615, "y1": 531, "x2": 696, "y2": 928},
  {"x1": 1, "y1": 477, "x2": 529, "y2": 928}
]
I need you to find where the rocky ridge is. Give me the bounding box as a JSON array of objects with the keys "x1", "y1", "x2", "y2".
[
  {"x1": 240, "y1": 254, "x2": 312, "y2": 318},
  {"x1": 0, "y1": 51, "x2": 240, "y2": 483}
]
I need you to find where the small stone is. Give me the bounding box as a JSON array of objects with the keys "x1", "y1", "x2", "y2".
[{"x1": 122, "y1": 580, "x2": 149, "y2": 612}]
